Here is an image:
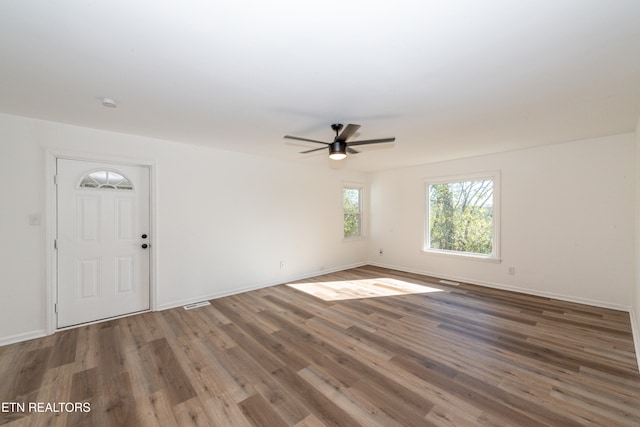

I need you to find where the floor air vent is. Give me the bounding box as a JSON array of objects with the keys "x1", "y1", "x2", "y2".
[
  {"x1": 183, "y1": 301, "x2": 211, "y2": 310},
  {"x1": 438, "y1": 280, "x2": 460, "y2": 286}
]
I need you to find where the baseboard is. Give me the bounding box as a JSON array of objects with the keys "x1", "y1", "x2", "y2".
[
  {"x1": 368, "y1": 261, "x2": 640, "y2": 373},
  {"x1": 630, "y1": 309, "x2": 640, "y2": 373},
  {"x1": 156, "y1": 283, "x2": 272, "y2": 312},
  {"x1": 1, "y1": 263, "x2": 368, "y2": 347},
  {"x1": 0, "y1": 329, "x2": 47, "y2": 347},
  {"x1": 7, "y1": 259, "x2": 636, "y2": 370},
  {"x1": 156, "y1": 261, "x2": 368, "y2": 311},
  {"x1": 367, "y1": 261, "x2": 631, "y2": 312}
]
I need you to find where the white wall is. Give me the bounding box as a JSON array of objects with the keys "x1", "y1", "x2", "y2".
[
  {"x1": 1, "y1": 111, "x2": 637, "y2": 346},
  {"x1": 0, "y1": 113, "x2": 369, "y2": 344},
  {"x1": 368, "y1": 133, "x2": 636, "y2": 310}
]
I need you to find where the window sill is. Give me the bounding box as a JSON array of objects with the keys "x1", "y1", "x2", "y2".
[
  {"x1": 422, "y1": 248, "x2": 502, "y2": 263},
  {"x1": 343, "y1": 236, "x2": 367, "y2": 243}
]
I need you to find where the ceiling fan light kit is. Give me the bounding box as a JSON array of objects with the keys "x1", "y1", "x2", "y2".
[
  {"x1": 328, "y1": 141, "x2": 347, "y2": 160},
  {"x1": 284, "y1": 123, "x2": 395, "y2": 161}
]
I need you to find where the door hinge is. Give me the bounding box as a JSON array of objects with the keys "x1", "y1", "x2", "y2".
[
  {"x1": 54, "y1": 239, "x2": 57, "y2": 250},
  {"x1": 54, "y1": 303, "x2": 58, "y2": 313},
  {"x1": 53, "y1": 175, "x2": 58, "y2": 185}
]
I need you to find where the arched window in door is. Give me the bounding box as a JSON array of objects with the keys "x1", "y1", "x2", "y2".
[{"x1": 79, "y1": 170, "x2": 133, "y2": 190}]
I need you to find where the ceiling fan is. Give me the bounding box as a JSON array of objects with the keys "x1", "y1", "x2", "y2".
[{"x1": 284, "y1": 123, "x2": 396, "y2": 160}]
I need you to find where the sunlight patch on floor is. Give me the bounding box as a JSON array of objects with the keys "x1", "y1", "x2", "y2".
[{"x1": 286, "y1": 277, "x2": 444, "y2": 301}]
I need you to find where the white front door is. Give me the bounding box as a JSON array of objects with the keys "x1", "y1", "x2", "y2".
[{"x1": 56, "y1": 159, "x2": 150, "y2": 328}]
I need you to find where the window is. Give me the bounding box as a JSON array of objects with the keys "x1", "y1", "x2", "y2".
[
  {"x1": 425, "y1": 173, "x2": 499, "y2": 260},
  {"x1": 79, "y1": 170, "x2": 133, "y2": 190},
  {"x1": 343, "y1": 185, "x2": 362, "y2": 238}
]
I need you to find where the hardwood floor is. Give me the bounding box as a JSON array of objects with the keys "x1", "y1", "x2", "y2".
[{"x1": 1, "y1": 265, "x2": 639, "y2": 426}]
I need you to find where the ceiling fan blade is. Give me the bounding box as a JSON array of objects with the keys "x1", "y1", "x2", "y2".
[
  {"x1": 337, "y1": 124, "x2": 361, "y2": 141},
  {"x1": 285, "y1": 141, "x2": 319, "y2": 149},
  {"x1": 284, "y1": 135, "x2": 329, "y2": 145},
  {"x1": 300, "y1": 146, "x2": 328, "y2": 154},
  {"x1": 347, "y1": 147, "x2": 359, "y2": 154},
  {"x1": 348, "y1": 137, "x2": 396, "y2": 147}
]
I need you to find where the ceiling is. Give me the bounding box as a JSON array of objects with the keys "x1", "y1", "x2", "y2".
[{"x1": 1, "y1": 1, "x2": 640, "y2": 172}]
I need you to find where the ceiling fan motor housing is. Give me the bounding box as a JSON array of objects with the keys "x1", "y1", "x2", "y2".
[{"x1": 329, "y1": 141, "x2": 347, "y2": 159}]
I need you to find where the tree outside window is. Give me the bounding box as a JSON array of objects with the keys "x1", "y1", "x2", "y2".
[
  {"x1": 426, "y1": 176, "x2": 498, "y2": 257},
  {"x1": 343, "y1": 186, "x2": 362, "y2": 238}
]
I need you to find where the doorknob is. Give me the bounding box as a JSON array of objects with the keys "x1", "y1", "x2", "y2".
[
  {"x1": 141, "y1": 244, "x2": 148, "y2": 249},
  {"x1": 141, "y1": 234, "x2": 148, "y2": 239}
]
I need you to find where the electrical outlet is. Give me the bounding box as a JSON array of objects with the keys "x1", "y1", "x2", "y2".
[
  {"x1": 508, "y1": 266, "x2": 515, "y2": 275},
  {"x1": 379, "y1": 248, "x2": 383, "y2": 255},
  {"x1": 28, "y1": 214, "x2": 41, "y2": 226},
  {"x1": 280, "y1": 260, "x2": 286, "y2": 270}
]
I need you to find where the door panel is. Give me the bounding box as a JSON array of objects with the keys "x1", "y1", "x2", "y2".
[
  {"x1": 115, "y1": 256, "x2": 134, "y2": 294},
  {"x1": 115, "y1": 197, "x2": 134, "y2": 240},
  {"x1": 57, "y1": 159, "x2": 150, "y2": 328},
  {"x1": 77, "y1": 195, "x2": 100, "y2": 241}
]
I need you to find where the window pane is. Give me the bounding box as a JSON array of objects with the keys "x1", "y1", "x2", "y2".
[
  {"x1": 343, "y1": 187, "x2": 362, "y2": 238},
  {"x1": 79, "y1": 170, "x2": 133, "y2": 190},
  {"x1": 344, "y1": 213, "x2": 361, "y2": 237},
  {"x1": 89, "y1": 171, "x2": 108, "y2": 185},
  {"x1": 428, "y1": 179, "x2": 493, "y2": 255},
  {"x1": 343, "y1": 188, "x2": 360, "y2": 212}
]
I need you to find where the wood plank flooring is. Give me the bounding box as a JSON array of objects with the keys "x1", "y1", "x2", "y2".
[{"x1": 1, "y1": 265, "x2": 639, "y2": 426}]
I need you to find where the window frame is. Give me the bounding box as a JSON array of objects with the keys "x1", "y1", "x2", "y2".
[
  {"x1": 423, "y1": 171, "x2": 501, "y2": 262},
  {"x1": 342, "y1": 183, "x2": 365, "y2": 240}
]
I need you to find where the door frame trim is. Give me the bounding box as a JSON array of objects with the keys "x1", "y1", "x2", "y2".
[{"x1": 45, "y1": 150, "x2": 157, "y2": 335}]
